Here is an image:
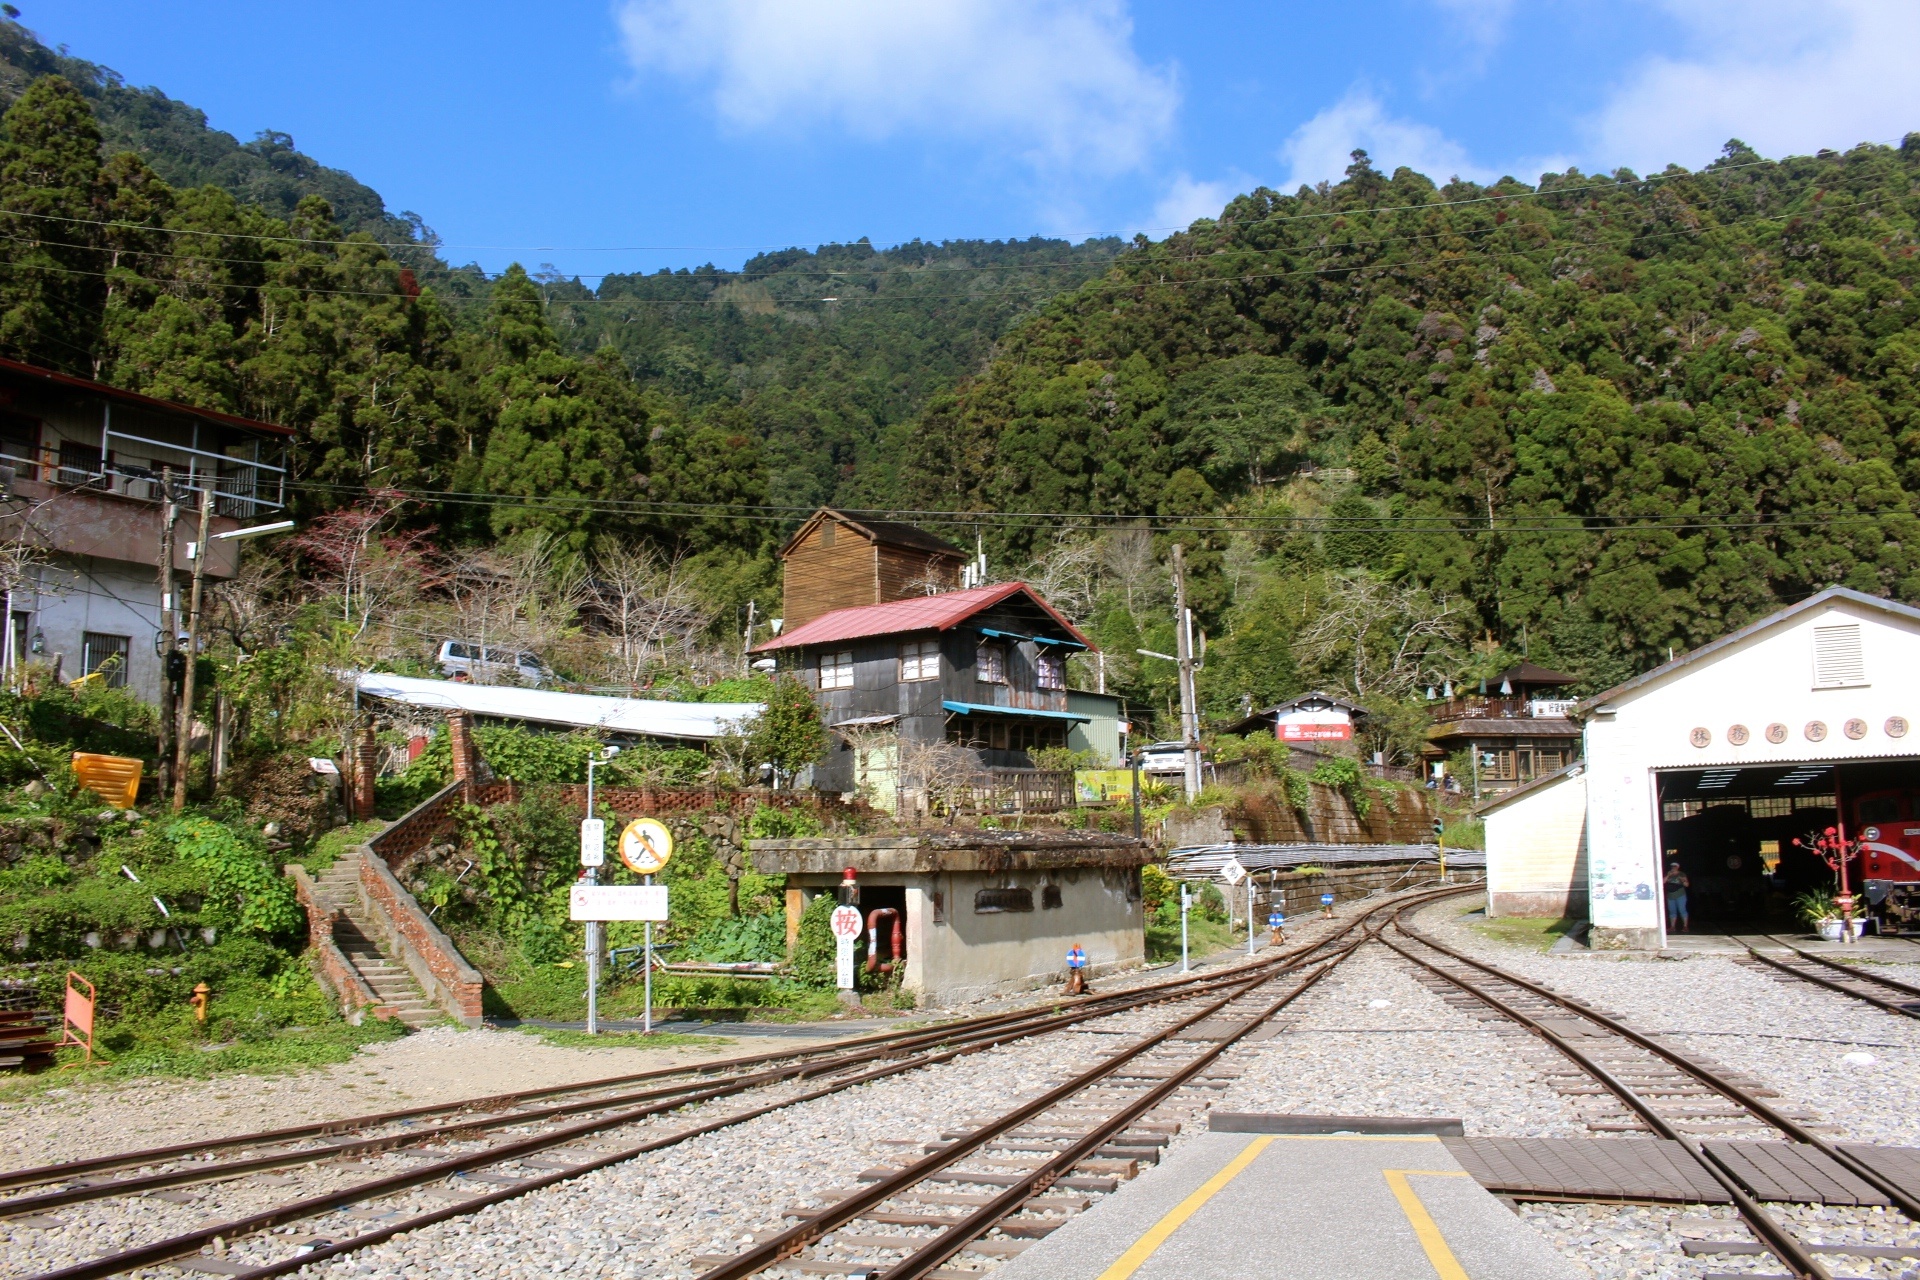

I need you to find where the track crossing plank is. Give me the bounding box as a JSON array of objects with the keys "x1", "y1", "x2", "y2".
[
  {"x1": 1703, "y1": 1142, "x2": 1887, "y2": 1207},
  {"x1": 1442, "y1": 1137, "x2": 1731, "y2": 1203}
]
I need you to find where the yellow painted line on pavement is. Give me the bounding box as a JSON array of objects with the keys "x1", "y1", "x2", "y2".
[
  {"x1": 1384, "y1": 1169, "x2": 1473, "y2": 1280},
  {"x1": 1093, "y1": 1135, "x2": 1276, "y2": 1280},
  {"x1": 1274, "y1": 1133, "x2": 1444, "y2": 1142}
]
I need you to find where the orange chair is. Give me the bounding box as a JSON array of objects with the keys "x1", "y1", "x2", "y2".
[{"x1": 71, "y1": 753, "x2": 143, "y2": 809}]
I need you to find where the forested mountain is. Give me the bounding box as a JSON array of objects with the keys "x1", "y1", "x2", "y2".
[
  {"x1": 3, "y1": 12, "x2": 1917, "y2": 753},
  {"x1": 887, "y1": 140, "x2": 1920, "y2": 741},
  {"x1": 545, "y1": 237, "x2": 1120, "y2": 512},
  {"x1": 0, "y1": 19, "x2": 416, "y2": 241}
]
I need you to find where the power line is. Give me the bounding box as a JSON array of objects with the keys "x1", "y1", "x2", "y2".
[{"x1": 272, "y1": 477, "x2": 1914, "y2": 537}]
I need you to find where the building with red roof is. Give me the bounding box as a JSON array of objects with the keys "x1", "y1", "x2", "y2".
[{"x1": 756, "y1": 557, "x2": 1125, "y2": 802}]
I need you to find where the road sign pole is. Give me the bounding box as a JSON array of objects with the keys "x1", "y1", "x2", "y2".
[{"x1": 644, "y1": 875, "x2": 654, "y2": 1035}]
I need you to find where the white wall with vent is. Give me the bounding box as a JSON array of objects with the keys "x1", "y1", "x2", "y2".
[{"x1": 1581, "y1": 591, "x2": 1920, "y2": 946}]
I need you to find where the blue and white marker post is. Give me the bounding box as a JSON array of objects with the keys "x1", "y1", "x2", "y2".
[
  {"x1": 1179, "y1": 883, "x2": 1192, "y2": 973},
  {"x1": 1321, "y1": 890, "x2": 1336, "y2": 919},
  {"x1": 1268, "y1": 910, "x2": 1286, "y2": 946}
]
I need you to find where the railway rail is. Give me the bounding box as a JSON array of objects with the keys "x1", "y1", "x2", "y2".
[
  {"x1": 11, "y1": 881, "x2": 1474, "y2": 1280},
  {"x1": 1736, "y1": 935, "x2": 1920, "y2": 1021},
  {"x1": 1384, "y1": 907, "x2": 1920, "y2": 1280}
]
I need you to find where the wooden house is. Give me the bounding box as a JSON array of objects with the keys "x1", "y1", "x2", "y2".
[
  {"x1": 778, "y1": 509, "x2": 969, "y2": 631},
  {"x1": 1423, "y1": 662, "x2": 1583, "y2": 796},
  {"x1": 753, "y1": 579, "x2": 1122, "y2": 804}
]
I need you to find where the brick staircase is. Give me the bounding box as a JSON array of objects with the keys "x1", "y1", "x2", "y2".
[{"x1": 311, "y1": 859, "x2": 441, "y2": 1027}]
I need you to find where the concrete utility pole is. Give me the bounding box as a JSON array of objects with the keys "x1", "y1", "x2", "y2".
[
  {"x1": 1171, "y1": 544, "x2": 1201, "y2": 802},
  {"x1": 742, "y1": 599, "x2": 756, "y2": 676},
  {"x1": 173, "y1": 483, "x2": 214, "y2": 812},
  {"x1": 156, "y1": 467, "x2": 178, "y2": 801}
]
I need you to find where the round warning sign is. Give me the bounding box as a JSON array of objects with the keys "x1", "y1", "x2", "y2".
[
  {"x1": 618, "y1": 818, "x2": 675, "y2": 875},
  {"x1": 830, "y1": 905, "x2": 864, "y2": 939}
]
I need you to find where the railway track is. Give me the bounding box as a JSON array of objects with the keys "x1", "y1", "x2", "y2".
[
  {"x1": 11, "y1": 881, "x2": 1473, "y2": 1280},
  {"x1": 1384, "y1": 906, "x2": 1920, "y2": 1280},
  {"x1": 1735, "y1": 936, "x2": 1920, "y2": 1021}
]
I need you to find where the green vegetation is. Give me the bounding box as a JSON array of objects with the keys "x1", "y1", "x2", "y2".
[
  {"x1": 513, "y1": 1026, "x2": 734, "y2": 1052},
  {"x1": 1142, "y1": 868, "x2": 1235, "y2": 963},
  {"x1": 1469, "y1": 912, "x2": 1582, "y2": 952}
]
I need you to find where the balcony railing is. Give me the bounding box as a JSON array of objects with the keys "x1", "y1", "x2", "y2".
[{"x1": 1427, "y1": 696, "x2": 1575, "y2": 721}]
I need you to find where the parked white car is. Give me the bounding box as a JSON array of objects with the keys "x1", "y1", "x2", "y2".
[
  {"x1": 1135, "y1": 740, "x2": 1198, "y2": 775},
  {"x1": 436, "y1": 641, "x2": 551, "y2": 686}
]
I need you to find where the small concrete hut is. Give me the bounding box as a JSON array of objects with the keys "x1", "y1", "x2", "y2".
[{"x1": 752, "y1": 829, "x2": 1154, "y2": 1006}]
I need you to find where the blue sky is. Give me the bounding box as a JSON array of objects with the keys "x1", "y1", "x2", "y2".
[{"x1": 33, "y1": 1, "x2": 1920, "y2": 280}]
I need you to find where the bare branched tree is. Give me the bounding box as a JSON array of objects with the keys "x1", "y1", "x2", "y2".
[
  {"x1": 1293, "y1": 570, "x2": 1466, "y2": 697},
  {"x1": 1097, "y1": 524, "x2": 1164, "y2": 623},
  {"x1": 898, "y1": 736, "x2": 986, "y2": 822},
  {"x1": 1020, "y1": 533, "x2": 1102, "y2": 622},
  {"x1": 443, "y1": 535, "x2": 586, "y2": 681},
  {"x1": 585, "y1": 543, "x2": 709, "y2": 685}
]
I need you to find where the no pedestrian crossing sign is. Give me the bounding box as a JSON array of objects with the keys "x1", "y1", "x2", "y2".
[{"x1": 619, "y1": 818, "x2": 674, "y2": 875}]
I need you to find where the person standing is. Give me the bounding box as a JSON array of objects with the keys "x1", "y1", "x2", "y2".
[{"x1": 1664, "y1": 860, "x2": 1691, "y2": 933}]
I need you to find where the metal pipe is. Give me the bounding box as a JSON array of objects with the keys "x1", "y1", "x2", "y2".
[{"x1": 864, "y1": 907, "x2": 903, "y2": 974}]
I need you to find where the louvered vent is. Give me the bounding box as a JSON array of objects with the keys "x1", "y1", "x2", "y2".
[{"x1": 1812, "y1": 623, "x2": 1867, "y2": 687}]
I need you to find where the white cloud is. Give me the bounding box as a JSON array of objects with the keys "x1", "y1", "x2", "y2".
[
  {"x1": 615, "y1": 0, "x2": 1179, "y2": 175},
  {"x1": 1589, "y1": 0, "x2": 1920, "y2": 169},
  {"x1": 1279, "y1": 88, "x2": 1497, "y2": 189},
  {"x1": 1150, "y1": 173, "x2": 1240, "y2": 231},
  {"x1": 1430, "y1": 0, "x2": 1518, "y2": 50}
]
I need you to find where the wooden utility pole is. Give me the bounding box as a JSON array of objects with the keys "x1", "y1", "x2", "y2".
[
  {"x1": 156, "y1": 467, "x2": 178, "y2": 801},
  {"x1": 1171, "y1": 544, "x2": 1201, "y2": 802},
  {"x1": 172, "y1": 483, "x2": 213, "y2": 812}
]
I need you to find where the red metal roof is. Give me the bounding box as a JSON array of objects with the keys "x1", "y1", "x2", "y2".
[
  {"x1": 755, "y1": 581, "x2": 1093, "y2": 652},
  {"x1": 0, "y1": 355, "x2": 295, "y2": 438}
]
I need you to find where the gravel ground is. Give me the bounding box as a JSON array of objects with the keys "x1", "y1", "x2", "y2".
[
  {"x1": 1415, "y1": 899, "x2": 1920, "y2": 1147},
  {"x1": 1215, "y1": 945, "x2": 1590, "y2": 1136},
  {"x1": 0, "y1": 1025, "x2": 833, "y2": 1174},
  {"x1": 1519, "y1": 1201, "x2": 1920, "y2": 1280}
]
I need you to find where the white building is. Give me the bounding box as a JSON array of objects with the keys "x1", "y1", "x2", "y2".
[
  {"x1": 1483, "y1": 587, "x2": 1920, "y2": 948},
  {"x1": 1480, "y1": 763, "x2": 1587, "y2": 919}
]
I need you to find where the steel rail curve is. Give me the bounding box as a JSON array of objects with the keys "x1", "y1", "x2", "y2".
[
  {"x1": 1379, "y1": 921, "x2": 1831, "y2": 1280},
  {"x1": 19, "y1": 882, "x2": 1470, "y2": 1280}
]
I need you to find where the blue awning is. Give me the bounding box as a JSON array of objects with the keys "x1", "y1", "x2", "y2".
[
  {"x1": 976, "y1": 627, "x2": 1087, "y2": 651},
  {"x1": 942, "y1": 700, "x2": 1092, "y2": 723}
]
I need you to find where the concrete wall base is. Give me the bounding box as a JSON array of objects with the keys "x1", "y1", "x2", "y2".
[
  {"x1": 1589, "y1": 926, "x2": 1662, "y2": 950},
  {"x1": 1488, "y1": 890, "x2": 1588, "y2": 918}
]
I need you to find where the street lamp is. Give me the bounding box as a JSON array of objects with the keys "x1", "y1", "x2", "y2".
[{"x1": 583, "y1": 745, "x2": 620, "y2": 1034}]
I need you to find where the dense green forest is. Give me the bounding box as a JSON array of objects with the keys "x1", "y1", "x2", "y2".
[
  {"x1": 2, "y1": 11, "x2": 1918, "y2": 752},
  {"x1": 886, "y1": 139, "x2": 1920, "y2": 743}
]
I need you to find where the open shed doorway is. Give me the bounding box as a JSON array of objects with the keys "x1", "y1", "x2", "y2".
[{"x1": 1655, "y1": 759, "x2": 1920, "y2": 932}]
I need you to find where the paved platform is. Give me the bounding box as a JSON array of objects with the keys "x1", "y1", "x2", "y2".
[{"x1": 995, "y1": 1131, "x2": 1583, "y2": 1280}]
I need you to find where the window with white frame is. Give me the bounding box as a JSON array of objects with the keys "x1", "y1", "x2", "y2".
[
  {"x1": 900, "y1": 639, "x2": 940, "y2": 681},
  {"x1": 1035, "y1": 651, "x2": 1066, "y2": 690},
  {"x1": 976, "y1": 641, "x2": 1006, "y2": 684},
  {"x1": 819, "y1": 650, "x2": 854, "y2": 690}
]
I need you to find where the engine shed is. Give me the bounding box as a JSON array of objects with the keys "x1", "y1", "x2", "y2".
[
  {"x1": 750, "y1": 829, "x2": 1154, "y2": 1007},
  {"x1": 1490, "y1": 587, "x2": 1920, "y2": 948}
]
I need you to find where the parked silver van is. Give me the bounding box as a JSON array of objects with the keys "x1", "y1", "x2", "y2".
[{"x1": 436, "y1": 641, "x2": 550, "y2": 685}]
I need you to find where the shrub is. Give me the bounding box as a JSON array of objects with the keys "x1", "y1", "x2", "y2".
[
  {"x1": 788, "y1": 891, "x2": 839, "y2": 986},
  {"x1": 681, "y1": 911, "x2": 786, "y2": 963}
]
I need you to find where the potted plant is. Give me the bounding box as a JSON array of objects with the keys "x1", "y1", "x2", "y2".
[{"x1": 1792, "y1": 890, "x2": 1862, "y2": 941}]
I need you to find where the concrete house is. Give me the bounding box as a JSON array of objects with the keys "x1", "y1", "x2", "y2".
[{"x1": 0, "y1": 358, "x2": 292, "y2": 701}]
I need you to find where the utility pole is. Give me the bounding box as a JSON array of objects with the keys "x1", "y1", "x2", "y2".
[
  {"x1": 173, "y1": 483, "x2": 213, "y2": 812},
  {"x1": 1171, "y1": 544, "x2": 1201, "y2": 802},
  {"x1": 742, "y1": 599, "x2": 756, "y2": 676},
  {"x1": 156, "y1": 467, "x2": 178, "y2": 802}
]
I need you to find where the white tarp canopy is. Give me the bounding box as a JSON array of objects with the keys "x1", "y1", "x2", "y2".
[{"x1": 353, "y1": 672, "x2": 761, "y2": 742}]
